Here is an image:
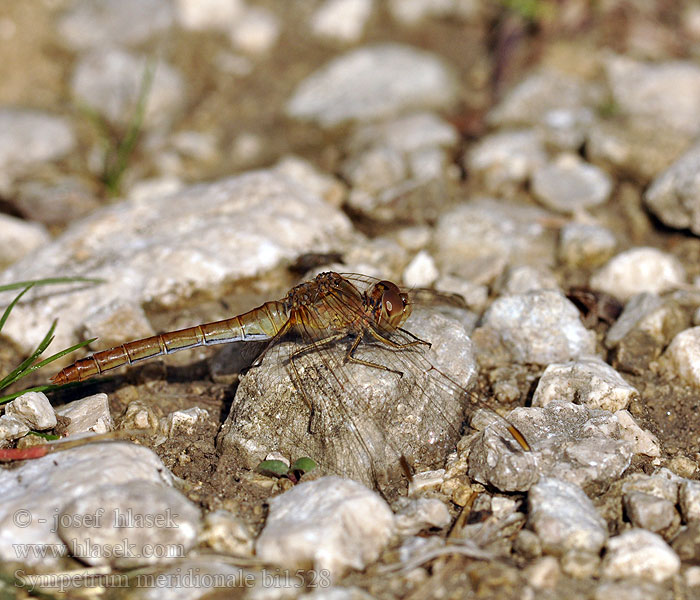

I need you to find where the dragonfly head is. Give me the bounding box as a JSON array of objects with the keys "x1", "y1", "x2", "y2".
[{"x1": 369, "y1": 280, "x2": 412, "y2": 331}]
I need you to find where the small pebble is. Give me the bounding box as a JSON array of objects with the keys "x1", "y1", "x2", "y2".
[
  {"x1": 525, "y1": 556, "x2": 560, "y2": 590},
  {"x1": 0, "y1": 214, "x2": 50, "y2": 270},
  {"x1": 55, "y1": 393, "x2": 114, "y2": 435},
  {"x1": 286, "y1": 43, "x2": 458, "y2": 127},
  {"x1": 559, "y1": 222, "x2": 616, "y2": 268},
  {"x1": 680, "y1": 480, "x2": 700, "y2": 522},
  {"x1": 6, "y1": 391, "x2": 56, "y2": 431},
  {"x1": 310, "y1": 0, "x2": 373, "y2": 42},
  {"x1": 624, "y1": 491, "x2": 677, "y2": 533},
  {"x1": 528, "y1": 477, "x2": 608, "y2": 555},
  {"x1": 0, "y1": 415, "x2": 29, "y2": 441},
  {"x1": 475, "y1": 290, "x2": 596, "y2": 365},
  {"x1": 531, "y1": 154, "x2": 612, "y2": 214},
  {"x1": 229, "y1": 6, "x2": 280, "y2": 54},
  {"x1": 615, "y1": 410, "x2": 661, "y2": 457},
  {"x1": 560, "y1": 549, "x2": 600, "y2": 579},
  {"x1": 256, "y1": 476, "x2": 394, "y2": 578},
  {"x1": 662, "y1": 327, "x2": 700, "y2": 388},
  {"x1": 590, "y1": 247, "x2": 686, "y2": 301},
  {"x1": 402, "y1": 250, "x2": 439, "y2": 288},
  {"x1": 532, "y1": 357, "x2": 639, "y2": 413},
  {"x1": 160, "y1": 407, "x2": 210, "y2": 437},
  {"x1": 394, "y1": 497, "x2": 451, "y2": 536},
  {"x1": 465, "y1": 129, "x2": 546, "y2": 195},
  {"x1": 175, "y1": 0, "x2": 245, "y2": 31},
  {"x1": 199, "y1": 509, "x2": 254, "y2": 556},
  {"x1": 601, "y1": 529, "x2": 680, "y2": 583}
]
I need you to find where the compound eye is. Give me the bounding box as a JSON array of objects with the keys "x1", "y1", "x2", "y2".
[{"x1": 378, "y1": 281, "x2": 405, "y2": 325}]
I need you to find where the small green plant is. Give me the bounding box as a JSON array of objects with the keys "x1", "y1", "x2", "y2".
[
  {"x1": 256, "y1": 456, "x2": 318, "y2": 483},
  {"x1": 83, "y1": 58, "x2": 156, "y2": 197},
  {"x1": 0, "y1": 277, "x2": 101, "y2": 404}
]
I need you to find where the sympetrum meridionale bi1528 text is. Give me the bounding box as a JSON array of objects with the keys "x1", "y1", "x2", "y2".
[{"x1": 52, "y1": 272, "x2": 530, "y2": 490}]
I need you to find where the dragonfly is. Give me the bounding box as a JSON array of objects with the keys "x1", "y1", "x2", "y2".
[{"x1": 52, "y1": 272, "x2": 530, "y2": 491}]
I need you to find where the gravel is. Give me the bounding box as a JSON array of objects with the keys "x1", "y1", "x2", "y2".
[{"x1": 286, "y1": 43, "x2": 458, "y2": 126}]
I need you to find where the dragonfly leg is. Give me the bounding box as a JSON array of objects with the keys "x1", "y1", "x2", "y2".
[
  {"x1": 397, "y1": 327, "x2": 432, "y2": 349},
  {"x1": 344, "y1": 333, "x2": 404, "y2": 376}
]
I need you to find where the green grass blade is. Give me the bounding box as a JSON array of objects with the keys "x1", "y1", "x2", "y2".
[
  {"x1": 0, "y1": 277, "x2": 104, "y2": 293},
  {"x1": 0, "y1": 384, "x2": 59, "y2": 405},
  {"x1": 0, "y1": 321, "x2": 56, "y2": 390},
  {"x1": 0, "y1": 284, "x2": 34, "y2": 333},
  {"x1": 29, "y1": 336, "x2": 96, "y2": 373}
]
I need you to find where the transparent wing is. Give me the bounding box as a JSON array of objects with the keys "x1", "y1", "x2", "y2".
[{"x1": 219, "y1": 275, "x2": 521, "y2": 495}]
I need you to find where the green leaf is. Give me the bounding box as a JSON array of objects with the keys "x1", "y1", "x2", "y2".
[
  {"x1": 26, "y1": 431, "x2": 60, "y2": 441},
  {"x1": 290, "y1": 457, "x2": 317, "y2": 475},
  {"x1": 0, "y1": 384, "x2": 58, "y2": 405},
  {"x1": 0, "y1": 276, "x2": 104, "y2": 293},
  {"x1": 255, "y1": 460, "x2": 290, "y2": 477},
  {"x1": 0, "y1": 284, "x2": 34, "y2": 334}
]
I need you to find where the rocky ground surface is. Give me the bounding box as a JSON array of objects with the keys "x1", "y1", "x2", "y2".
[{"x1": 2, "y1": 0, "x2": 700, "y2": 598}]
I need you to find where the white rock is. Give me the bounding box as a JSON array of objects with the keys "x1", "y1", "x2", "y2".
[
  {"x1": 686, "y1": 565, "x2": 700, "y2": 588},
  {"x1": 531, "y1": 154, "x2": 613, "y2": 214},
  {"x1": 402, "y1": 250, "x2": 439, "y2": 288},
  {"x1": 127, "y1": 176, "x2": 184, "y2": 202},
  {"x1": 680, "y1": 480, "x2": 700, "y2": 522},
  {"x1": 256, "y1": 476, "x2": 394, "y2": 579},
  {"x1": 311, "y1": 0, "x2": 373, "y2": 42},
  {"x1": 55, "y1": 394, "x2": 114, "y2": 435},
  {"x1": 394, "y1": 497, "x2": 450, "y2": 536},
  {"x1": 605, "y1": 55, "x2": 700, "y2": 135},
  {"x1": 199, "y1": 509, "x2": 254, "y2": 556},
  {"x1": 388, "y1": 0, "x2": 480, "y2": 25},
  {"x1": 160, "y1": 407, "x2": 210, "y2": 437},
  {"x1": 532, "y1": 357, "x2": 639, "y2": 412},
  {"x1": 499, "y1": 265, "x2": 559, "y2": 295},
  {"x1": 57, "y1": 480, "x2": 200, "y2": 567},
  {"x1": 476, "y1": 290, "x2": 596, "y2": 365},
  {"x1": 469, "y1": 401, "x2": 635, "y2": 493},
  {"x1": 175, "y1": 0, "x2": 245, "y2": 30},
  {"x1": 71, "y1": 48, "x2": 184, "y2": 129},
  {"x1": 348, "y1": 111, "x2": 459, "y2": 155},
  {"x1": 488, "y1": 69, "x2": 605, "y2": 128},
  {"x1": 229, "y1": 6, "x2": 280, "y2": 54},
  {"x1": 645, "y1": 141, "x2": 700, "y2": 234},
  {"x1": 528, "y1": 478, "x2": 608, "y2": 555},
  {"x1": 6, "y1": 392, "x2": 56, "y2": 431},
  {"x1": 594, "y1": 580, "x2": 670, "y2": 600},
  {"x1": 274, "y1": 155, "x2": 346, "y2": 207},
  {"x1": 286, "y1": 43, "x2": 458, "y2": 127},
  {"x1": 601, "y1": 529, "x2": 680, "y2": 583},
  {"x1": 0, "y1": 415, "x2": 29, "y2": 441},
  {"x1": 539, "y1": 106, "x2": 594, "y2": 151},
  {"x1": 0, "y1": 442, "x2": 173, "y2": 565},
  {"x1": 590, "y1": 247, "x2": 685, "y2": 301},
  {"x1": 0, "y1": 214, "x2": 50, "y2": 269},
  {"x1": 615, "y1": 410, "x2": 661, "y2": 457},
  {"x1": 0, "y1": 109, "x2": 76, "y2": 175},
  {"x1": 526, "y1": 555, "x2": 560, "y2": 589},
  {"x1": 0, "y1": 171, "x2": 352, "y2": 357},
  {"x1": 57, "y1": 0, "x2": 174, "y2": 49},
  {"x1": 621, "y1": 471, "x2": 680, "y2": 504},
  {"x1": 623, "y1": 491, "x2": 676, "y2": 533},
  {"x1": 433, "y1": 198, "x2": 556, "y2": 285},
  {"x1": 465, "y1": 129, "x2": 546, "y2": 195},
  {"x1": 559, "y1": 222, "x2": 616, "y2": 268},
  {"x1": 663, "y1": 327, "x2": 700, "y2": 388},
  {"x1": 342, "y1": 145, "x2": 406, "y2": 195}
]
